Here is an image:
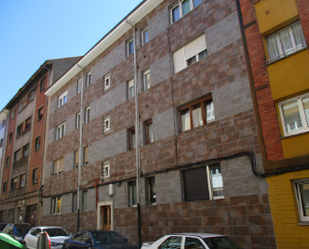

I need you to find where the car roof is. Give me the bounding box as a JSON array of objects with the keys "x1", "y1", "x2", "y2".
[
  {"x1": 170, "y1": 233, "x2": 225, "y2": 238},
  {"x1": 31, "y1": 226, "x2": 65, "y2": 229}
]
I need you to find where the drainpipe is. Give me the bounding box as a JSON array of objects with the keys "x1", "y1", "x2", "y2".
[
  {"x1": 126, "y1": 19, "x2": 141, "y2": 247},
  {"x1": 77, "y1": 64, "x2": 84, "y2": 232}
]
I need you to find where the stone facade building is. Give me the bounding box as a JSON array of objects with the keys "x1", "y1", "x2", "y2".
[
  {"x1": 43, "y1": 0, "x2": 276, "y2": 248},
  {"x1": 0, "y1": 58, "x2": 81, "y2": 226}
]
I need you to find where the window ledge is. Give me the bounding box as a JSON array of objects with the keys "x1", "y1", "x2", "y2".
[
  {"x1": 280, "y1": 130, "x2": 309, "y2": 140},
  {"x1": 178, "y1": 120, "x2": 218, "y2": 135},
  {"x1": 266, "y1": 47, "x2": 308, "y2": 66},
  {"x1": 298, "y1": 221, "x2": 309, "y2": 226}
]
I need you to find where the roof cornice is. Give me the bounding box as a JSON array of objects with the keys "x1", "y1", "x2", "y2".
[{"x1": 46, "y1": 0, "x2": 164, "y2": 96}]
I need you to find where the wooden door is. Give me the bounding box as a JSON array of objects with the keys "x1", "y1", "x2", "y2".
[{"x1": 101, "y1": 205, "x2": 111, "y2": 230}]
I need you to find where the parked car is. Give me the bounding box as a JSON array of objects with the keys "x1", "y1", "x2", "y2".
[
  {"x1": 0, "y1": 223, "x2": 7, "y2": 232},
  {"x1": 141, "y1": 233, "x2": 244, "y2": 249},
  {"x1": 2, "y1": 223, "x2": 32, "y2": 244},
  {"x1": 62, "y1": 230, "x2": 139, "y2": 249},
  {"x1": 24, "y1": 226, "x2": 70, "y2": 249}
]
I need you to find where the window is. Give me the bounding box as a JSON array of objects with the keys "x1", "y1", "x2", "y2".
[
  {"x1": 143, "y1": 69, "x2": 151, "y2": 90},
  {"x1": 173, "y1": 34, "x2": 207, "y2": 73},
  {"x1": 128, "y1": 180, "x2": 137, "y2": 207},
  {"x1": 25, "y1": 117, "x2": 31, "y2": 130},
  {"x1": 72, "y1": 193, "x2": 77, "y2": 213},
  {"x1": 185, "y1": 238, "x2": 205, "y2": 249},
  {"x1": 11, "y1": 108, "x2": 15, "y2": 120},
  {"x1": 35, "y1": 136, "x2": 41, "y2": 151},
  {"x1": 28, "y1": 90, "x2": 35, "y2": 103},
  {"x1": 85, "y1": 107, "x2": 90, "y2": 124},
  {"x1": 51, "y1": 196, "x2": 62, "y2": 215},
  {"x1": 145, "y1": 120, "x2": 154, "y2": 144},
  {"x1": 32, "y1": 168, "x2": 38, "y2": 183},
  {"x1": 40, "y1": 77, "x2": 46, "y2": 92},
  {"x1": 3, "y1": 181, "x2": 7, "y2": 193},
  {"x1": 58, "y1": 91, "x2": 68, "y2": 108},
  {"x1": 11, "y1": 177, "x2": 19, "y2": 190},
  {"x1": 83, "y1": 146, "x2": 89, "y2": 165},
  {"x1": 75, "y1": 112, "x2": 80, "y2": 129},
  {"x1": 179, "y1": 95, "x2": 214, "y2": 132},
  {"x1": 56, "y1": 122, "x2": 66, "y2": 140},
  {"x1": 74, "y1": 150, "x2": 79, "y2": 168},
  {"x1": 158, "y1": 236, "x2": 182, "y2": 249},
  {"x1": 127, "y1": 38, "x2": 134, "y2": 56},
  {"x1": 182, "y1": 164, "x2": 223, "y2": 202},
  {"x1": 102, "y1": 115, "x2": 110, "y2": 134},
  {"x1": 103, "y1": 73, "x2": 110, "y2": 91},
  {"x1": 19, "y1": 98, "x2": 27, "y2": 112},
  {"x1": 101, "y1": 161, "x2": 110, "y2": 179},
  {"x1": 20, "y1": 174, "x2": 26, "y2": 188},
  {"x1": 82, "y1": 191, "x2": 87, "y2": 212},
  {"x1": 279, "y1": 93, "x2": 309, "y2": 136},
  {"x1": 146, "y1": 177, "x2": 156, "y2": 204},
  {"x1": 77, "y1": 79, "x2": 82, "y2": 94},
  {"x1": 17, "y1": 124, "x2": 23, "y2": 136},
  {"x1": 266, "y1": 21, "x2": 306, "y2": 63},
  {"x1": 14, "y1": 149, "x2": 21, "y2": 162},
  {"x1": 129, "y1": 127, "x2": 136, "y2": 150},
  {"x1": 38, "y1": 106, "x2": 44, "y2": 121},
  {"x1": 23, "y1": 144, "x2": 29, "y2": 157},
  {"x1": 0, "y1": 138, "x2": 3, "y2": 148},
  {"x1": 170, "y1": 0, "x2": 202, "y2": 24},
  {"x1": 6, "y1": 156, "x2": 10, "y2": 168},
  {"x1": 142, "y1": 26, "x2": 149, "y2": 45},
  {"x1": 128, "y1": 79, "x2": 135, "y2": 99},
  {"x1": 53, "y1": 157, "x2": 64, "y2": 175},
  {"x1": 294, "y1": 179, "x2": 309, "y2": 222},
  {"x1": 86, "y1": 72, "x2": 91, "y2": 87},
  {"x1": 9, "y1": 132, "x2": 12, "y2": 143}
]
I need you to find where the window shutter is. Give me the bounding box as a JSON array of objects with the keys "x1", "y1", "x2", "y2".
[
  {"x1": 183, "y1": 166, "x2": 209, "y2": 201},
  {"x1": 84, "y1": 147, "x2": 89, "y2": 163},
  {"x1": 58, "y1": 158, "x2": 64, "y2": 173},
  {"x1": 75, "y1": 151, "x2": 79, "y2": 167},
  {"x1": 173, "y1": 48, "x2": 185, "y2": 73},
  {"x1": 184, "y1": 34, "x2": 207, "y2": 61}
]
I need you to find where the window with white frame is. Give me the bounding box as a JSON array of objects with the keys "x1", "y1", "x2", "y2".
[
  {"x1": 128, "y1": 180, "x2": 137, "y2": 207},
  {"x1": 101, "y1": 161, "x2": 110, "y2": 179},
  {"x1": 85, "y1": 107, "x2": 90, "y2": 124},
  {"x1": 145, "y1": 120, "x2": 154, "y2": 145},
  {"x1": 83, "y1": 146, "x2": 89, "y2": 165},
  {"x1": 23, "y1": 144, "x2": 29, "y2": 157},
  {"x1": 103, "y1": 73, "x2": 110, "y2": 91},
  {"x1": 128, "y1": 79, "x2": 135, "y2": 99},
  {"x1": 53, "y1": 157, "x2": 64, "y2": 175},
  {"x1": 103, "y1": 115, "x2": 110, "y2": 134},
  {"x1": 143, "y1": 69, "x2": 151, "y2": 90},
  {"x1": 56, "y1": 122, "x2": 66, "y2": 140},
  {"x1": 86, "y1": 72, "x2": 91, "y2": 87},
  {"x1": 77, "y1": 79, "x2": 82, "y2": 94},
  {"x1": 58, "y1": 91, "x2": 68, "y2": 108},
  {"x1": 294, "y1": 178, "x2": 309, "y2": 222},
  {"x1": 127, "y1": 38, "x2": 134, "y2": 56},
  {"x1": 179, "y1": 95, "x2": 214, "y2": 132},
  {"x1": 279, "y1": 93, "x2": 309, "y2": 136},
  {"x1": 266, "y1": 21, "x2": 306, "y2": 63},
  {"x1": 129, "y1": 127, "x2": 136, "y2": 150},
  {"x1": 146, "y1": 177, "x2": 156, "y2": 205},
  {"x1": 183, "y1": 164, "x2": 223, "y2": 202},
  {"x1": 173, "y1": 34, "x2": 207, "y2": 73},
  {"x1": 51, "y1": 196, "x2": 62, "y2": 215},
  {"x1": 35, "y1": 136, "x2": 41, "y2": 151},
  {"x1": 74, "y1": 150, "x2": 79, "y2": 168},
  {"x1": 170, "y1": 0, "x2": 202, "y2": 24},
  {"x1": 72, "y1": 193, "x2": 77, "y2": 213},
  {"x1": 82, "y1": 191, "x2": 87, "y2": 212},
  {"x1": 142, "y1": 26, "x2": 149, "y2": 45},
  {"x1": 76, "y1": 112, "x2": 80, "y2": 129},
  {"x1": 20, "y1": 174, "x2": 26, "y2": 188},
  {"x1": 32, "y1": 168, "x2": 38, "y2": 183}
]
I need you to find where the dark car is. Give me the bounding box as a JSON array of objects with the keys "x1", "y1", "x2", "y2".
[
  {"x1": 62, "y1": 230, "x2": 139, "y2": 249},
  {"x1": 2, "y1": 223, "x2": 32, "y2": 244},
  {"x1": 0, "y1": 223, "x2": 7, "y2": 232}
]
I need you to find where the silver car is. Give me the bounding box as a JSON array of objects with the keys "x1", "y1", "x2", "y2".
[
  {"x1": 24, "y1": 226, "x2": 70, "y2": 249},
  {"x1": 141, "y1": 233, "x2": 243, "y2": 249}
]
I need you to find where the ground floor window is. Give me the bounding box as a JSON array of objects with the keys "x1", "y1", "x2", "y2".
[
  {"x1": 294, "y1": 178, "x2": 309, "y2": 222},
  {"x1": 51, "y1": 196, "x2": 62, "y2": 215}
]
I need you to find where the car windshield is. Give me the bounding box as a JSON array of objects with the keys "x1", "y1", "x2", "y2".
[
  {"x1": 43, "y1": 228, "x2": 69, "y2": 237},
  {"x1": 203, "y1": 237, "x2": 243, "y2": 249},
  {"x1": 14, "y1": 224, "x2": 32, "y2": 236},
  {"x1": 93, "y1": 231, "x2": 126, "y2": 244}
]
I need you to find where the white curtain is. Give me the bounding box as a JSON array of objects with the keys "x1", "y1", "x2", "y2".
[
  {"x1": 267, "y1": 34, "x2": 280, "y2": 61},
  {"x1": 192, "y1": 107, "x2": 203, "y2": 128},
  {"x1": 206, "y1": 102, "x2": 215, "y2": 122},
  {"x1": 292, "y1": 22, "x2": 306, "y2": 48},
  {"x1": 279, "y1": 28, "x2": 293, "y2": 55},
  {"x1": 302, "y1": 97, "x2": 309, "y2": 126},
  {"x1": 181, "y1": 110, "x2": 191, "y2": 132},
  {"x1": 282, "y1": 101, "x2": 302, "y2": 132},
  {"x1": 182, "y1": 0, "x2": 191, "y2": 16}
]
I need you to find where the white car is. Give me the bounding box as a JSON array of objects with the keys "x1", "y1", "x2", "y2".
[
  {"x1": 24, "y1": 226, "x2": 70, "y2": 249},
  {"x1": 141, "y1": 233, "x2": 243, "y2": 249}
]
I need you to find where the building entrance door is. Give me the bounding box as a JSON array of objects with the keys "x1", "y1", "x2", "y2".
[
  {"x1": 25, "y1": 204, "x2": 37, "y2": 227},
  {"x1": 101, "y1": 205, "x2": 111, "y2": 230}
]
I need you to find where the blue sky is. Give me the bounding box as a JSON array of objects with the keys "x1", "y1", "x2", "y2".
[{"x1": 0, "y1": 0, "x2": 142, "y2": 111}]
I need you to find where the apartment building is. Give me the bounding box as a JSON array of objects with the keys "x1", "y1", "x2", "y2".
[
  {"x1": 238, "y1": 0, "x2": 309, "y2": 248},
  {"x1": 0, "y1": 58, "x2": 81, "y2": 226},
  {"x1": 43, "y1": 0, "x2": 276, "y2": 248}
]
